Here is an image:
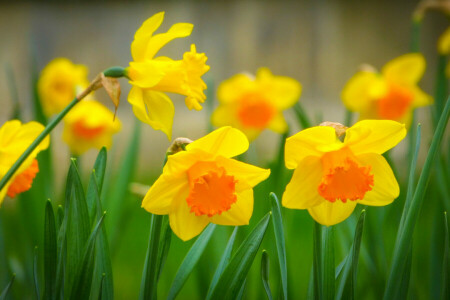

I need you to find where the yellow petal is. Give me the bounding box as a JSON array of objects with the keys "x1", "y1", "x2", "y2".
[
  {"x1": 217, "y1": 74, "x2": 254, "y2": 104},
  {"x1": 357, "y1": 153, "x2": 399, "y2": 206},
  {"x1": 186, "y1": 126, "x2": 249, "y2": 158},
  {"x1": 169, "y1": 188, "x2": 209, "y2": 241},
  {"x1": 268, "y1": 113, "x2": 288, "y2": 134},
  {"x1": 211, "y1": 104, "x2": 239, "y2": 128},
  {"x1": 382, "y1": 53, "x2": 425, "y2": 85},
  {"x1": 344, "y1": 120, "x2": 406, "y2": 155},
  {"x1": 215, "y1": 156, "x2": 270, "y2": 192},
  {"x1": 341, "y1": 71, "x2": 384, "y2": 113},
  {"x1": 285, "y1": 126, "x2": 340, "y2": 169},
  {"x1": 411, "y1": 86, "x2": 433, "y2": 108},
  {"x1": 128, "y1": 60, "x2": 166, "y2": 88},
  {"x1": 164, "y1": 150, "x2": 207, "y2": 178},
  {"x1": 257, "y1": 68, "x2": 302, "y2": 110},
  {"x1": 145, "y1": 23, "x2": 193, "y2": 60},
  {"x1": 282, "y1": 156, "x2": 324, "y2": 209},
  {"x1": 142, "y1": 175, "x2": 189, "y2": 214},
  {"x1": 438, "y1": 27, "x2": 450, "y2": 55},
  {"x1": 308, "y1": 200, "x2": 357, "y2": 226},
  {"x1": 131, "y1": 12, "x2": 165, "y2": 62},
  {"x1": 210, "y1": 189, "x2": 253, "y2": 225},
  {"x1": 127, "y1": 87, "x2": 174, "y2": 139}
]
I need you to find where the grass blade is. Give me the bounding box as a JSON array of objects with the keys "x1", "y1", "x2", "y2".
[
  {"x1": 139, "y1": 214, "x2": 164, "y2": 300},
  {"x1": 441, "y1": 212, "x2": 449, "y2": 300},
  {"x1": 336, "y1": 210, "x2": 366, "y2": 300},
  {"x1": 207, "y1": 213, "x2": 271, "y2": 300},
  {"x1": 69, "y1": 214, "x2": 105, "y2": 300},
  {"x1": 293, "y1": 102, "x2": 312, "y2": 129},
  {"x1": 261, "y1": 250, "x2": 273, "y2": 300},
  {"x1": 156, "y1": 215, "x2": 172, "y2": 282},
  {"x1": 207, "y1": 227, "x2": 238, "y2": 299},
  {"x1": 167, "y1": 224, "x2": 216, "y2": 300},
  {"x1": 384, "y1": 97, "x2": 450, "y2": 299},
  {"x1": 322, "y1": 226, "x2": 335, "y2": 300},
  {"x1": 34, "y1": 246, "x2": 40, "y2": 300},
  {"x1": 0, "y1": 274, "x2": 15, "y2": 300},
  {"x1": 86, "y1": 148, "x2": 107, "y2": 223},
  {"x1": 43, "y1": 200, "x2": 57, "y2": 300},
  {"x1": 312, "y1": 222, "x2": 322, "y2": 300},
  {"x1": 269, "y1": 193, "x2": 288, "y2": 300}
]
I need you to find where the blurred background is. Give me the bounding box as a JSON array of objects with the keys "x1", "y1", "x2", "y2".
[{"x1": 0, "y1": 0, "x2": 448, "y2": 299}]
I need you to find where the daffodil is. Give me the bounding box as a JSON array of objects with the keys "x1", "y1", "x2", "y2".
[
  {"x1": 212, "y1": 68, "x2": 302, "y2": 140},
  {"x1": 127, "y1": 12, "x2": 210, "y2": 139},
  {"x1": 438, "y1": 26, "x2": 450, "y2": 78},
  {"x1": 142, "y1": 126, "x2": 270, "y2": 241},
  {"x1": 38, "y1": 58, "x2": 90, "y2": 116},
  {"x1": 62, "y1": 100, "x2": 121, "y2": 155},
  {"x1": 0, "y1": 120, "x2": 49, "y2": 205},
  {"x1": 282, "y1": 120, "x2": 406, "y2": 226},
  {"x1": 342, "y1": 54, "x2": 432, "y2": 127}
]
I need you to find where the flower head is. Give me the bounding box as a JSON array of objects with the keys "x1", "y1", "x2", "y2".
[
  {"x1": 62, "y1": 100, "x2": 121, "y2": 155},
  {"x1": 0, "y1": 120, "x2": 49, "y2": 205},
  {"x1": 282, "y1": 120, "x2": 406, "y2": 226},
  {"x1": 142, "y1": 126, "x2": 270, "y2": 241},
  {"x1": 38, "y1": 58, "x2": 89, "y2": 116},
  {"x1": 127, "y1": 12, "x2": 210, "y2": 139},
  {"x1": 342, "y1": 54, "x2": 433, "y2": 127},
  {"x1": 212, "y1": 68, "x2": 302, "y2": 140}
]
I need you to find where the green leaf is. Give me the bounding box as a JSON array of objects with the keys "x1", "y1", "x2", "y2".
[
  {"x1": 384, "y1": 96, "x2": 450, "y2": 300},
  {"x1": 86, "y1": 148, "x2": 107, "y2": 223},
  {"x1": 336, "y1": 210, "x2": 366, "y2": 300},
  {"x1": 207, "y1": 227, "x2": 238, "y2": 299},
  {"x1": 34, "y1": 246, "x2": 40, "y2": 300},
  {"x1": 65, "y1": 159, "x2": 91, "y2": 296},
  {"x1": 236, "y1": 278, "x2": 247, "y2": 300},
  {"x1": 69, "y1": 214, "x2": 105, "y2": 300},
  {"x1": 312, "y1": 222, "x2": 322, "y2": 300},
  {"x1": 293, "y1": 102, "x2": 312, "y2": 129},
  {"x1": 441, "y1": 212, "x2": 449, "y2": 300},
  {"x1": 167, "y1": 224, "x2": 216, "y2": 300},
  {"x1": 156, "y1": 215, "x2": 172, "y2": 282},
  {"x1": 261, "y1": 250, "x2": 273, "y2": 300},
  {"x1": 322, "y1": 226, "x2": 335, "y2": 300},
  {"x1": 139, "y1": 214, "x2": 164, "y2": 300},
  {"x1": 43, "y1": 200, "x2": 57, "y2": 300},
  {"x1": 207, "y1": 213, "x2": 271, "y2": 300},
  {"x1": 0, "y1": 274, "x2": 15, "y2": 300},
  {"x1": 395, "y1": 247, "x2": 412, "y2": 299},
  {"x1": 269, "y1": 193, "x2": 288, "y2": 300}
]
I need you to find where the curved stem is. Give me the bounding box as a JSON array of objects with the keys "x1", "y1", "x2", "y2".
[{"x1": 0, "y1": 67, "x2": 127, "y2": 192}]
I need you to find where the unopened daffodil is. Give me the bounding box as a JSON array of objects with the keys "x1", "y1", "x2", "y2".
[
  {"x1": 212, "y1": 68, "x2": 301, "y2": 140},
  {"x1": 142, "y1": 126, "x2": 270, "y2": 241},
  {"x1": 282, "y1": 120, "x2": 406, "y2": 226}
]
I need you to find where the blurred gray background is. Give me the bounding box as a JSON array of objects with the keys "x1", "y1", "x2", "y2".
[{"x1": 0, "y1": 0, "x2": 447, "y2": 181}]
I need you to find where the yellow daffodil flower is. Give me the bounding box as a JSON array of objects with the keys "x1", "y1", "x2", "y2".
[
  {"x1": 142, "y1": 126, "x2": 270, "y2": 241},
  {"x1": 127, "y1": 12, "x2": 210, "y2": 140},
  {"x1": 38, "y1": 58, "x2": 90, "y2": 116},
  {"x1": 212, "y1": 68, "x2": 302, "y2": 140},
  {"x1": 62, "y1": 100, "x2": 121, "y2": 155},
  {"x1": 438, "y1": 26, "x2": 450, "y2": 55},
  {"x1": 0, "y1": 120, "x2": 49, "y2": 205},
  {"x1": 342, "y1": 54, "x2": 433, "y2": 127},
  {"x1": 282, "y1": 120, "x2": 406, "y2": 226}
]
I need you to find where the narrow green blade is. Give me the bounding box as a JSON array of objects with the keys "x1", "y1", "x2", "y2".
[
  {"x1": 261, "y1": 250, "x2": 273, "y2": 300},
  {"x1": 33, "y1": 246, "x2": 40, "y2": 300},
  {"x1": 69, "y1": 215, "x2": 105, "y2": 300},
  {"x1": 167, "y1": 224, "x2": 216, "y2": 300},
  {"x1": 86, "y1": 148, "x2": 107, "y2": 223},
  {"x1": 441, "y1": 212, "x2": 449, "y2": 300},
  {"x1": 293, "y1": 102, "x2": 312, "y2": 129},
  {"x1": 156, "y1": 215, "x2": 172, "y2": 282},
  {"x1": 322, "y1": 226, "x2": 335, "y2": 300},
  {"x1": 207, "y1": 227, "x2": 238, "y2": 299},
  {"x1": 0, "y1": 274, "x2": 15, "y2": 300},
  {"x1": 312, "y1": 222, "x2": 322, "y2": 300},
  {"x1": 43, "y1": 200, "x2": 57, "y2": 300},
  {"x1": 269, "y1": 193, "x2": 288, "y2": 300},
  {"x1": 208, "y1": 213, "x2": 271, "y2": 300}
]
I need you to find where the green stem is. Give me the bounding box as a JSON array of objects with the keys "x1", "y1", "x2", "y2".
[{"x1": 0, "y1": 66, "x2": 126, "y2": 192}]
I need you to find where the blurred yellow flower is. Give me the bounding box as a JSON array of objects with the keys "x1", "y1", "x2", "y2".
[
  {"x1": 142, "y1": 126, "x2": 270, "y2": 241},
  {"x1": 212, "y1": 68, "x2": 302, "y2": 140},
  {"x1": 62, "y1": 100, "x2": 121, "y2": 155},
  {"x1": 0, "y1": 120, "x2": 49, "y2": 205},
  {"x1": 282, "y1": 120, "x2": 406, "y2": 226},
  {"x1": 38, "y1": 58, "x2": 89, "y2": 116},
  {"x1": 438, "y1": 26, "x2": 450, "y2": 55},
  {"x1": 127, "y1": 12, "x2": 210, "y2": 139},
  {"x1": 342, "y1": 54, "x2": 432, "y2": 127}
]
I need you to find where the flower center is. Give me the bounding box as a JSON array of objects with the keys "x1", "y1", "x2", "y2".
[
  {"x1": 72, "y1": 120, "x2": 106, "y2": 139},
  {"x1": 318, "y1": 147, "x2": 374, "y2": 203},
  {"x1": 7, "y1": 159, "x2": 39, "y2": 198},
  {"x1": 377, "y1": 83, "x2": 413, "y2": 120},
  {"x1": 237, "y1": 93, "x2": 276, "y2": 129},
  {"x1": 186, "y1": 161, "x2": 237, "y2": 217}
]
